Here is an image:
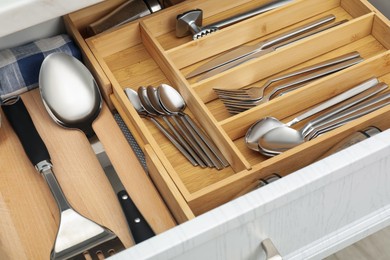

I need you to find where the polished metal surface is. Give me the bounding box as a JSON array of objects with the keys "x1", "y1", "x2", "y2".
[
  {"x1": 39, "y1": 53, "x2": 101, "y2": 136},
  {"x1": 187, "y1": 14, "x2": 335, "y2": 78},
  {"x1": 245, "y1": 78, "x2": 379, "y2": 152},
  {"x1": 176, "y1": 0, "x2": 293, "y2": 40}
]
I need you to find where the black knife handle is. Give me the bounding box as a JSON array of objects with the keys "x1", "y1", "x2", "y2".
[
  {"x1": 2, "y1": 96, "x2": 51, "y2": 166},
  {"x1": 117, "y1": 190, "x2": 155, "y2": 243}
]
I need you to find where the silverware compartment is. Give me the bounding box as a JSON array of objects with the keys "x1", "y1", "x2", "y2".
[{"x1": 78, "y1": 0, "x2": 390, "y2": 218}]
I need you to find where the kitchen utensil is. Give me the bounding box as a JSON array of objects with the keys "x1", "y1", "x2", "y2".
[
  {"x1": 244, "y1": 77, "x2": 379, "y2": 152},
  {"x1": 176, "y1": 0, "x2": 293, "y2": 40},
  {"x1": 258, "y1": 86, "x2": 390, "y2": 155},
  {"x1": 147, "y1": 85, "x2": 223, "y2": 169},
  {"x1": 125, "y1": 88, "x2": 199, "y2": 166},
  {"x1": 191, "y1": 16, "x2": 348, "y2": 81},
  {"x1": 306, "y1": 91, "x2": 390, "y2": 140},
  {"x1": 157, "y1": 84, "x2": 230, "y2": 168},
  {"x1": 87, "y1": 0, "x2": 162, "y2": 35},
  {"x1": 145, "y1": 85, "x2": 217, "y2": 168},
  {"x1": 217, "y1": 55, "x2": 363, "y2": 114},
  {"x1": 317, "y1": 126, "x2": 381, "y2": 160},
  {"x1": 1, "y1": 96, "x2": 125, "y2": 259},
  {"x1": 138, "y1": 86, "x2": 209, "y2": 168},
  {"x1": 187, "y1": 14, "x2": 335, "y2": 78},
  {"x1": 213, "y1": 51, "x2": 360, "y2": 100},
  {"x1": 39, "y1": 53, "x2": 155, "y2": 244}
]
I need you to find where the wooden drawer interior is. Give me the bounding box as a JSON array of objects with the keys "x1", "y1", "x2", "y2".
[{"x1": 85, "y1": 0, "x2": 390, "y2": 218}]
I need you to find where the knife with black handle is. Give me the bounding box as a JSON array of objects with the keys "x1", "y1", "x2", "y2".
[{"x1": 2, "y1": 96, "x2": 155, "y2": 244}]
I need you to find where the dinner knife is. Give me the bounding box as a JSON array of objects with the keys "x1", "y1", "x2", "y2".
[{"x1": 187, "y1": 15, "x2": 341, "y2": 79}]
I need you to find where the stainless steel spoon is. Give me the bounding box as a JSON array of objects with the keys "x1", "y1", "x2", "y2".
[
  {"x1": 157, "y1": 83, "x2": 229, "y2": 168},
  {"x1": 138, "y1": 86, "x2": 207, "y2": 167},
  {"x1": 144, "y1": 85, "x2": 212, "y2": 168},
  {"x1": 244, "y1": 77, "x2": 379, "y2": 152},
  {"x1": 259, "y1": 89, "x2": 390, "y2": 155},
  {"x1": 39, "y1": 52, "x2": 155, "y2": 243},
  {"x1": 125, "y1": 88, "x2": 199, "y2": 166}
]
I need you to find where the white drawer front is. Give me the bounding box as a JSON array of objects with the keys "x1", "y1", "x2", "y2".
[{"x1": 112, "y1": 130, "x2": 390, "y2": 260}]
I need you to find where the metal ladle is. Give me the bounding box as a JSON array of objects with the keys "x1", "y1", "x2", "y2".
[
  {"x1": 39, "y1": 52, "x2": 155, "y2": 243},
  {"x1": 244, "y1": 77, "x2": 379, "y2": 152}
]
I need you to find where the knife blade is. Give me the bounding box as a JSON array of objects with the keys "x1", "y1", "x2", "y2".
[
  {"x1": 197, "y1": 18, "x2": 347, "y2": 81},
  {"x1": 90, "y1": 135, "x2": 156, "y2": 244},
  {"x1": 187, "y1": 15, "x2": 341, "y2": 79}
]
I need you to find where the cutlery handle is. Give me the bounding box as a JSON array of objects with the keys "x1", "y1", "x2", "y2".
[
  {"x1": 263, "y1": 51, "x2": 360, "y2": 90},
  {"x1": 301, "y1": 83, "x2": 388, "y2": 136},
  {"x1": 117, "y1": 189, "x2": 156, "y2": 243},
  {"x1": 271, "y1": 19, "x2": 347, "y2": 50},
  {"x1": 208, "y1": 0, "x2": 294, "y2": 29},
  {"x1": 269, "y1": 56, "x2": 363, "y2": 98},
  {"x1": 2, "y1": 96, "x2": 51, "y2": 165},
  {"x1": 307, "y1": 90, "x2": 390, "y2": 140},
  {"x1": 149, "y1": 117, "x2": 199, "y2": 166},
  {"x1": 262, "y1": 14, "x2": 335, "y2": 49},
  {"x1": 289, "y1": 77, "x2": 379, "y2": 126}
]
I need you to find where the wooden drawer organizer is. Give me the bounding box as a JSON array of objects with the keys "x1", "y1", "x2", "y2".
[{"x1": 66, "y1": 0, "x2": 390, "y2": 223}]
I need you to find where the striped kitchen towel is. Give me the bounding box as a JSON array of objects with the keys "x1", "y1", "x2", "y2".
[{"x1": 0, "y1": 34, "x2": 81, "y2": 100}]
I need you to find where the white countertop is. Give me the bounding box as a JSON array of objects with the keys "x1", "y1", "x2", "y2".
[{"x1": 0, "y1": 0, "x2": 103, "y2": 38}]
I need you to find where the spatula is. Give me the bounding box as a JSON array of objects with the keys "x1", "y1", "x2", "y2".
[{"x1": 1, "y1": 96, "x2": 125, "y2": 260}]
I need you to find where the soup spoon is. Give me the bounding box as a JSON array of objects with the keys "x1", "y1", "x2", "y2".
[
  {"x1": 259, "y1": 87, "x2": 390, "y2": 155},
  {"x1": 144, "y1": 85, "x2": 212, "y2": 168},
  {"x1": 244, "y1": 77, "x2": 379, "y2": 151},
  {"x1": 157, "y1": 83, "x2": 230, "y2": 168},
  {"x1": 125, "y1": 88, "x2": 199, "y2": 166}
]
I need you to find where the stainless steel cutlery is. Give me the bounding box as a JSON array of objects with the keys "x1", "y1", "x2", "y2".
[
  {"x1": 215, "y1": 52, "x2": 363, "y2": 114},
  {"x1": 187, "y1": 14, "x2": 347, "y2": 80},
  {"x1": 126, "y1": 84, "x2": 229, "y2": 170},
  {"x1": 176, "y1": 0, "x2": 294, "y2": 40}
]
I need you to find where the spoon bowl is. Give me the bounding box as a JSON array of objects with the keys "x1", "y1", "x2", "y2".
[{"x1": 39, "y1": 52, "x2": 102, "y2": 136}]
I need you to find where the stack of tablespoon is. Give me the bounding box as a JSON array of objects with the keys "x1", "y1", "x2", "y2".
[
  {"x1": 125, "y1": 84, "x2": 229, "y2": 169},
  {"x1": 258, "y1": 85, "x2": 390, "y2": 156},
  {"x1": 125, "y1": 88, "x2": 200, "y2": 167},
  {"x1": 245, "y1": 77, "x2": 380, "y2": 152},
  {"x1": 187, "y1": 14, "x2": 347, "y2": 80},
  {"x1": 213, "y1": 52, "x2": 363, "y2": 114}
]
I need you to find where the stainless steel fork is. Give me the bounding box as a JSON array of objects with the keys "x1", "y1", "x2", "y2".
[
  {"x1": 219, "y1": 56, "x2": 363, "y2": 114},
  {"x1": 214, "y1": 52, "x2": 361, "y2": 101}
]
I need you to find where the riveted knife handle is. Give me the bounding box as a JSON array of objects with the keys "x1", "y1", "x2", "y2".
[
  {"x1": 2, "y1": 96, "x2": 51, "y2": 166},
  {"x1": 117, "y1": 190, "x2": 155, "y2": 243}
]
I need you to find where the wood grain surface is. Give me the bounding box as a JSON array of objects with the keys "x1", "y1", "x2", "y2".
[{"x1": 0, "y1": 90, "x2": 175, "y2": 259}]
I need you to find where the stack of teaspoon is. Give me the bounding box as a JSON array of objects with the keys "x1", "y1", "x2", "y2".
[{"x1": 125, "y1": 84, "x2": 229, "y2": 170}]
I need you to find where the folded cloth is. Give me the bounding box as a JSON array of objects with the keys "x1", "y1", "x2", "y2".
[{"x1": 0, "y1": 34, "x2": 81, "y2": 100}]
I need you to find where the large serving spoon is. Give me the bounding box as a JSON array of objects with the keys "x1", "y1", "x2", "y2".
[
  {"x1": 157, "y1": 84, "x2": 229, "y2": 168},
  {"x1": 244, "y1": 77, "x2": 379, "y2": 152},
  {"x1": 39, "y1": 52, "x2": 155, "y2": 243},
  {"x1": 259, "y1": 89, "x2": 390, "y2": 155}
]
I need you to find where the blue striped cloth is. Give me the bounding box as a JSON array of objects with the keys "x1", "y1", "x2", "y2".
[{"x1": 0, "y1": 34, "x2": 81, "y2": 100}]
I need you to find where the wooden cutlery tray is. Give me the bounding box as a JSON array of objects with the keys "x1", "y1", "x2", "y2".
[{"x1": 66, "y1": 0, "x2": 390, "y2": 222}]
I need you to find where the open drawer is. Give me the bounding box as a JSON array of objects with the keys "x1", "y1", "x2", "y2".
[{"x1": 77, "y1": 0, "x2": 390, "y2": 223}]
